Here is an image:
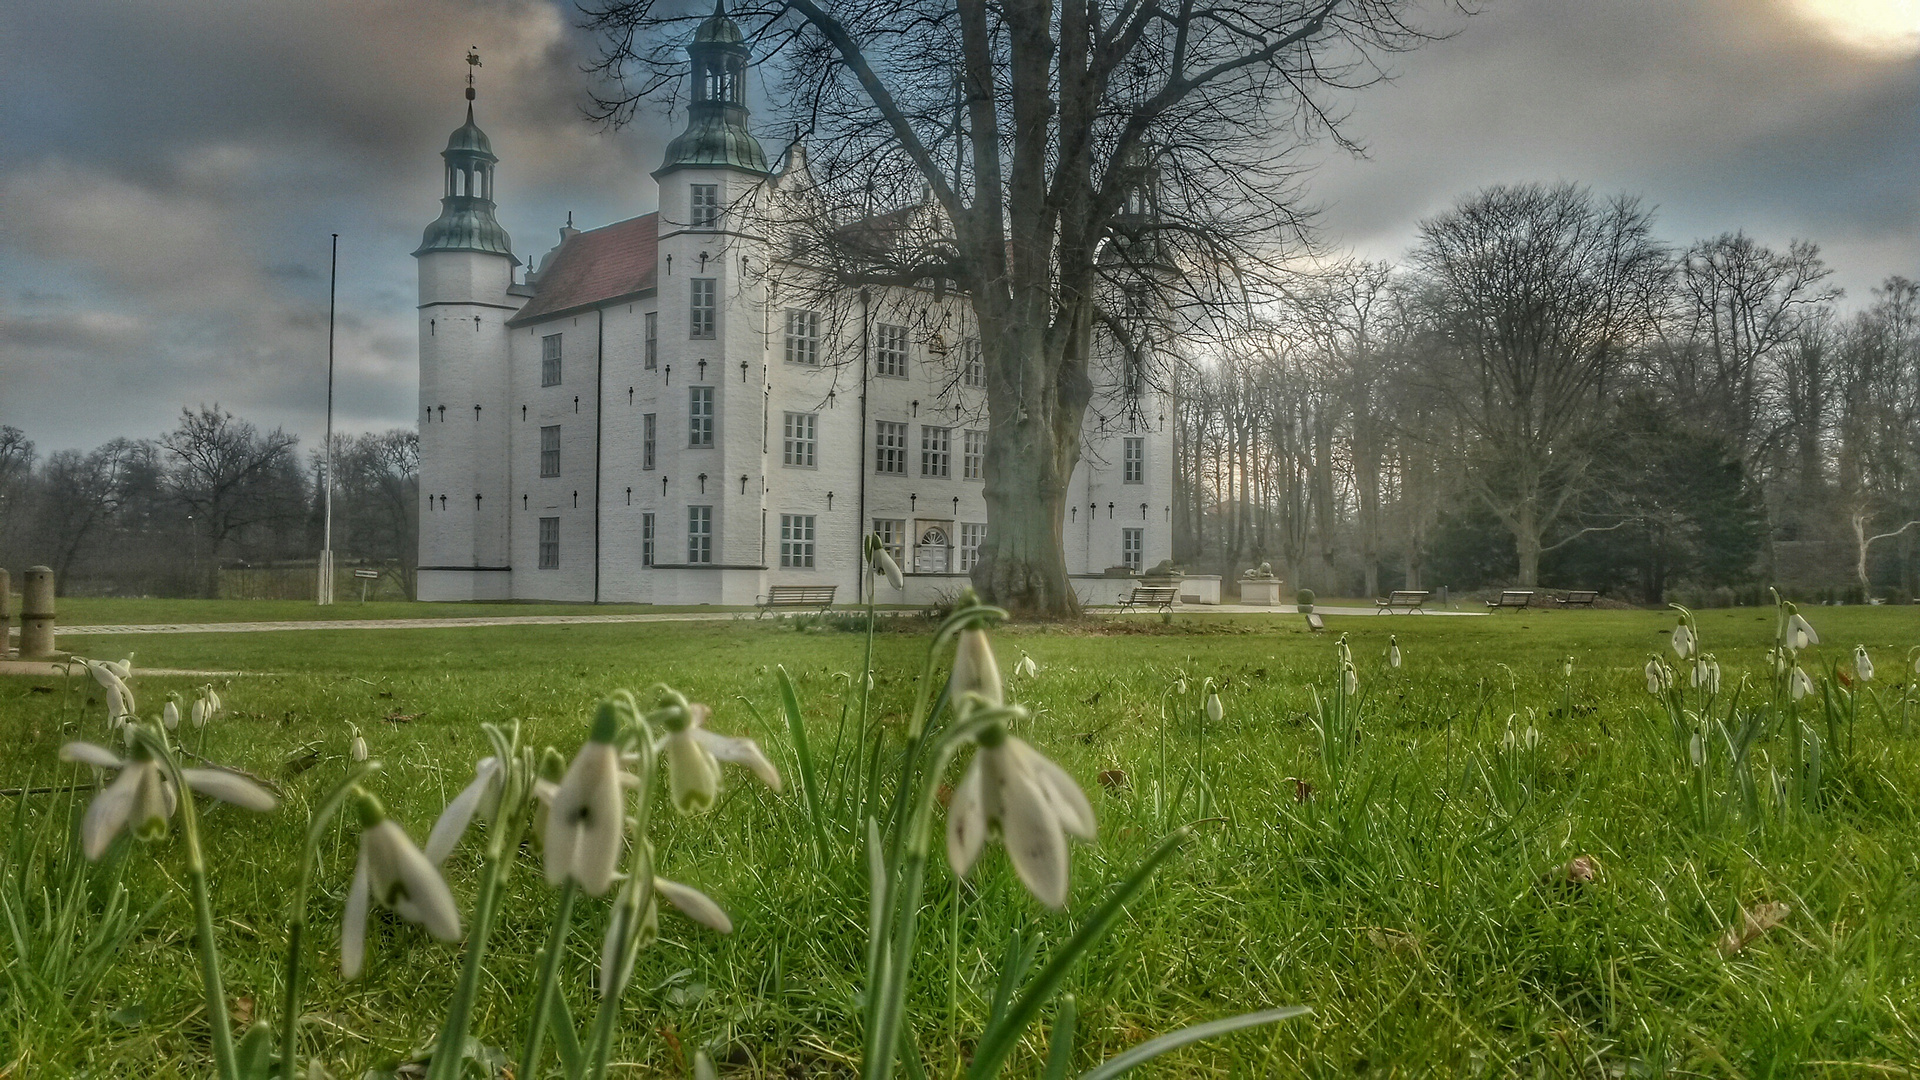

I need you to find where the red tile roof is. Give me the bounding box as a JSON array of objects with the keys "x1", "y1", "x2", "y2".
[{"x1": 508, "y1": 212, "x2": 659, "y2": 325}]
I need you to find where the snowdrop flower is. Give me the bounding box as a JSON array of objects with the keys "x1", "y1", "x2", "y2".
[
  {"x1": 1689, "y1": 732, "x2": 1706, "y2": 768},
  {"x1": 658, "y1": 698, "x2": 782, "y2": 816},
  {"x1": 946, "y1": 721, "x2": 1096, "y2": 909},
  {"x1": 1205, "y1": 692, "x2": 1223, "y2": 723},
  {"x1": 1854, "y1": 645, "x2": 1873, "y2": 683},
  {"x1": 1388, "y1": 637, "x2": 1402, "y2": 670},
  {"x1": 350, "y1": 733, "x2": 369, "y2": 763},
  {"x1": 868, "y1": 535, "x2": 905, "y2": 592},
  {"x1": 1342, "y1": 662, "x2": 1360, "y2": 697},
  {"x1": 1671, "y1": 620, "x2": 1695, "y2": 660},
  {"x1": 595, "y1": 874, "x2": 733, "y2": 996},
  {"x1": 342, "y1": 792, "x2": 461, "y2": 979},
  {"x1": 82, "y1": 659, "x2": 135, "y2": 723},
  {"x1": 163, "y1": 696, "x2": 181, "y2": 732},
  {"x1": 1786, "y1": 611, "x2": 1819, "y2": 651},
  {"x1": 950, "y1": 628, "x2": 1004, "y2": 708},
  {"x1": 1691, "y1": 656, "x2": 1721, "y2": 695},
  {"x1": 59, "y1": 741, "x2": 276, "y2": 861},
  {"x1": 545, "y1": 705, "x2": 630, "y2": 895},
  {"x1": 425, "y1": 756, "x2": 502, "y2": 863},
  {"x1": 1789, "y1": 666, "x2": 1815, "y2": 701},
  {"x1": 1014, "y1": 652, "x2": 1039, "y2": 680},
  {"x1": 1645, "y1": 659, "x2": 1670, "y2": 695},
  {"x1": 1563, "y1": 657, "x2": 1575, "y2": 679}
]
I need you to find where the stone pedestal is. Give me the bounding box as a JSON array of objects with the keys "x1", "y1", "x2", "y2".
[
  {"x1": 1240, "y1": 579, "x2": 1284, "y2": 606},
  {"x1": 20, "y1": 565, "x2": 55, "y2": 658}
]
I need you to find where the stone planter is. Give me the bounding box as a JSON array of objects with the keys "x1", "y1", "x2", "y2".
[{"x1": 1240, "y1": 579, "x2": 1283, "y2": 606}]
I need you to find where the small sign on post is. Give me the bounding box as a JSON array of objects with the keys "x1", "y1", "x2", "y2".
[{"x1": 353, "y1": 568, "x2": 380, "y2": 603}]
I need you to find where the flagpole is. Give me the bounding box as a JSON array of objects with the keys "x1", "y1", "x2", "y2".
[{"x1": 318, "y1": 232, "x2": 338, "y2": 605}]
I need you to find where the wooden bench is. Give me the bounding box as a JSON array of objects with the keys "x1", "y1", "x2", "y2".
[
  {"x1": 755, "y1": 584, "x2": 837, "y2": 617},
  {"x1": 1117, "y1": 586, "x2": 1178, "y2": 614},
  {"x1": 1486, "y1": 590, "x2": 1534, "y2": 611},
  {"x1": 1373, "y1": 590, "x2": 1430, "y2": 614},
  {"x1": 1556, "y1": 590, "x2": 1599, "y2": 608}
]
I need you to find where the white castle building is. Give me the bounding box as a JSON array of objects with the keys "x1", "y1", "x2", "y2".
[{"x1": 414, "y1": 9, "x2": 1174, "y2": 605}]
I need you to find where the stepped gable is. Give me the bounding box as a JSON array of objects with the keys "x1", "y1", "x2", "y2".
[{"x1": 508, "y1": 212, "x2": 660, "y2": 326}]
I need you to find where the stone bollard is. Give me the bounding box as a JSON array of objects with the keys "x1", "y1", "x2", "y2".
[{"x1": 20, "y1": 566, "x2": 55, "y2": 658}]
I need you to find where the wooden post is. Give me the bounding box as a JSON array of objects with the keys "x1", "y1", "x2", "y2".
[
  {"x1": 0, "y1": 568, "x2": 11, "y2": 657},
  {"x1": 20, "y1": 566, "x2": 55, "y2": 658}
]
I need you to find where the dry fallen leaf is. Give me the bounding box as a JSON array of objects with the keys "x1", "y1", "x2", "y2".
[
  {"x1": 1720, "y1": 901, "x2": 1791, "y2": 957},
  {"x1": 1097, "y1": 768, "x2": 1130, "y2": 790}
]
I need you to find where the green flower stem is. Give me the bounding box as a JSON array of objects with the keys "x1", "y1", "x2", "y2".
[
  {"x1": 161, "y1": 743, "x2": 239, "y2": 1080},
  {"x1": 280, "y1": 763, "x2": 378, "y2": 1077},
  {"x1": 429, "y1": 741, "x2": 529, "y2": 1080},
  {"x1": 515, "y1": 879, "x2": 578, "y2": 1080},
  {"x1": 865, "y1": 714, "x2": 991, "y2": 1080},
  {"x1": 581, "y1": 734, "x2": 658, "y2": 1080}
]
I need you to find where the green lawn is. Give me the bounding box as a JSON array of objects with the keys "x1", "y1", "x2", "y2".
[{"x1": 4, "y1": 605, "x2": 1919, "y2": 1076}]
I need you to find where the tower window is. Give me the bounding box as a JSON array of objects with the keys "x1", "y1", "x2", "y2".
[
  {"x1": 961, "y1": 338, "x2": 985, "y2": 388},
  {"x1": 876, "y1": 323, "x2": 909, "y2": 378},
  {"x1": 783, "y1": 411, "x2": 817, "y2": 468},
  {"x1": 873, "y1": 518, "x2": 905, "y2": 568},
  {"x1": 963, "y1": 429, "x2": 986, "y2": 481},
  {"x1": 642, "y1": 512, "x2": 656, "y2": 567},
  {"x1": 1123, "y1": 437, "x2": 1144, "y2": 484},
  {"x1": 540, "y1": 425, "x2": 561, "y2": 477},
  {"x1": 1122, "y1": 527, "x2": 1143, "y2": 572},
  {"x1": 689, "y1": 386, "x2": 715, "y2": 447},
  {"x1": 780, "y1": 514, "x2": 816, "y2": 568},
  {"x1": 960, "y1": 522, "x2": 986, "y2": 572},
  {"x1": 690, "y1": 278, "x2": 716, "y2": 339},
  {"x1": 874, "y1": 421, "x2": 907, "y2": 475},
  {"x1": 691, "y1": 184, "x2": 720, "y2": 229},
  {"x1": 644, "y1": 312, "x2": 658, "y2": 369},
  {"x1": 642, "y1": 413, "x2": 657, "y2": 470},
  {"x1": 785, "y1": 309, "x2": 820, "y2": 366},
  {"x1": 688, "y1": 505, "x2": 713, "y2": 564},
  {"x1": 541, "y1": 334, "x2": 562, "y2": 386},
  {"x1": 539, "y1": 517, "x2": 560, "y2": 569},
  {"x1": 920, "y1": 425, "x2": 950, "y2": 478}
]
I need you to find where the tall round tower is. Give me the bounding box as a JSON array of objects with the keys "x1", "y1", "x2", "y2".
[{"x1": 415, "y1": 64, "x2": 522, "y2": 600}]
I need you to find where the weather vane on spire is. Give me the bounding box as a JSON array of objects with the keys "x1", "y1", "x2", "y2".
[{"x1": 466, "y1": 46, "x2": 481, "y2": 101}]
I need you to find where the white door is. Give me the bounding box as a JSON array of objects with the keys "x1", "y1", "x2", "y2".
[{"x1": 916, "y1": 527, "x2": 949, "y2": 574}]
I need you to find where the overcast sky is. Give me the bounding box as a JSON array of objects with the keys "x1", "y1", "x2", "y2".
[{"x1": 2, "y1": 0, "x2": 1915, "y2": 454}]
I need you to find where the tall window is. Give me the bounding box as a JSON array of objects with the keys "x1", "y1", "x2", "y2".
[
  {"x1": 689, "y1": 386, "x2": 714, "y2": 447},
  {"x1": 873, "y1": 518, "x2": 905, "y2": 568},
  {"x1": 642, "y1": 414, "x2": 656, "y2": 470},
  {"x1": 541, "y1": 334, "x2": 562, "y2": 387},
  {"x1": 644, "y1": 312, "x2": 658, "y2": 369},
  {"x1": 688, "y1": 505, "x2": 713, "y2": 564},
  {"x1": 920, "y1": 426, "x2": 951, "y2": 478},
  {"x1": 785, "y1": 309, "x2": 820, "y2": 366},
  {"x1": 1122, "y1": 527, "x2": 1143, "y2": 572},
  {"x1": 539, "y1": 517, "x2": 560, "y2": 569},
  {"x1": 963, "y1": 430, "x2": 986, "y2": 481},
  {"x1": 780, "y1": 514, "x2": 816, "y2": 568},
  {"x1": 641, "y1": 513, "x2": 655, "y2": 567},
  {"x1": 876, "y1": 323, "x2": 909, "y2": 378},
  {"x1": 540, "y1": 425, "x2": 561, "y2": 477},
  {"x1": 690, "y1": 279, "x2": 716, "y2": 339},
  {"x1": 959, "y1": 522, "x2": 986, "y2": 572},
  {"x1": 1123, "y1": 437, "x2": 1144, "y2": 484},
  {"x1": 690, "y1": 183, "x2": 719, "y2": 228},
  {"x1": 874, "y1": 421, "x2": 908, "y2": 474},
  {"x1": 961, "y1": 338, "x2": 985, "y2": 388},
  {"x1": 783, "y1": 411, "x2": 817, "y2": 467}
]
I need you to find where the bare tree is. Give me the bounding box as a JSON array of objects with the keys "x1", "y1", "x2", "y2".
[
  {"x1": 160, "y1": 405, "x2": 303, "y2": 595},
  {"x1": 582, "y1": 0, "x2": 1444, "y2": 613},
  {"x1": 1835, "y1": 278, "x2": 1920, "y2": 590},
  {"x1": 1411, "y1": 183, "x2": 1669, "y2": 587}
]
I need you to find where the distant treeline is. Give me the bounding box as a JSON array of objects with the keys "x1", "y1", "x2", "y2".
[
  {"x1": 1173, "y1": 183, "x2": 1920, "y2": 605},
  {"x1": 0, "y1": 406, "x2": 418, "y2": 599}
]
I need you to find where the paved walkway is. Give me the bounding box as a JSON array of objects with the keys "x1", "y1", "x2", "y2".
[{"x1": 2, "y1": 602, "x2": 1486, "y2": 642}]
